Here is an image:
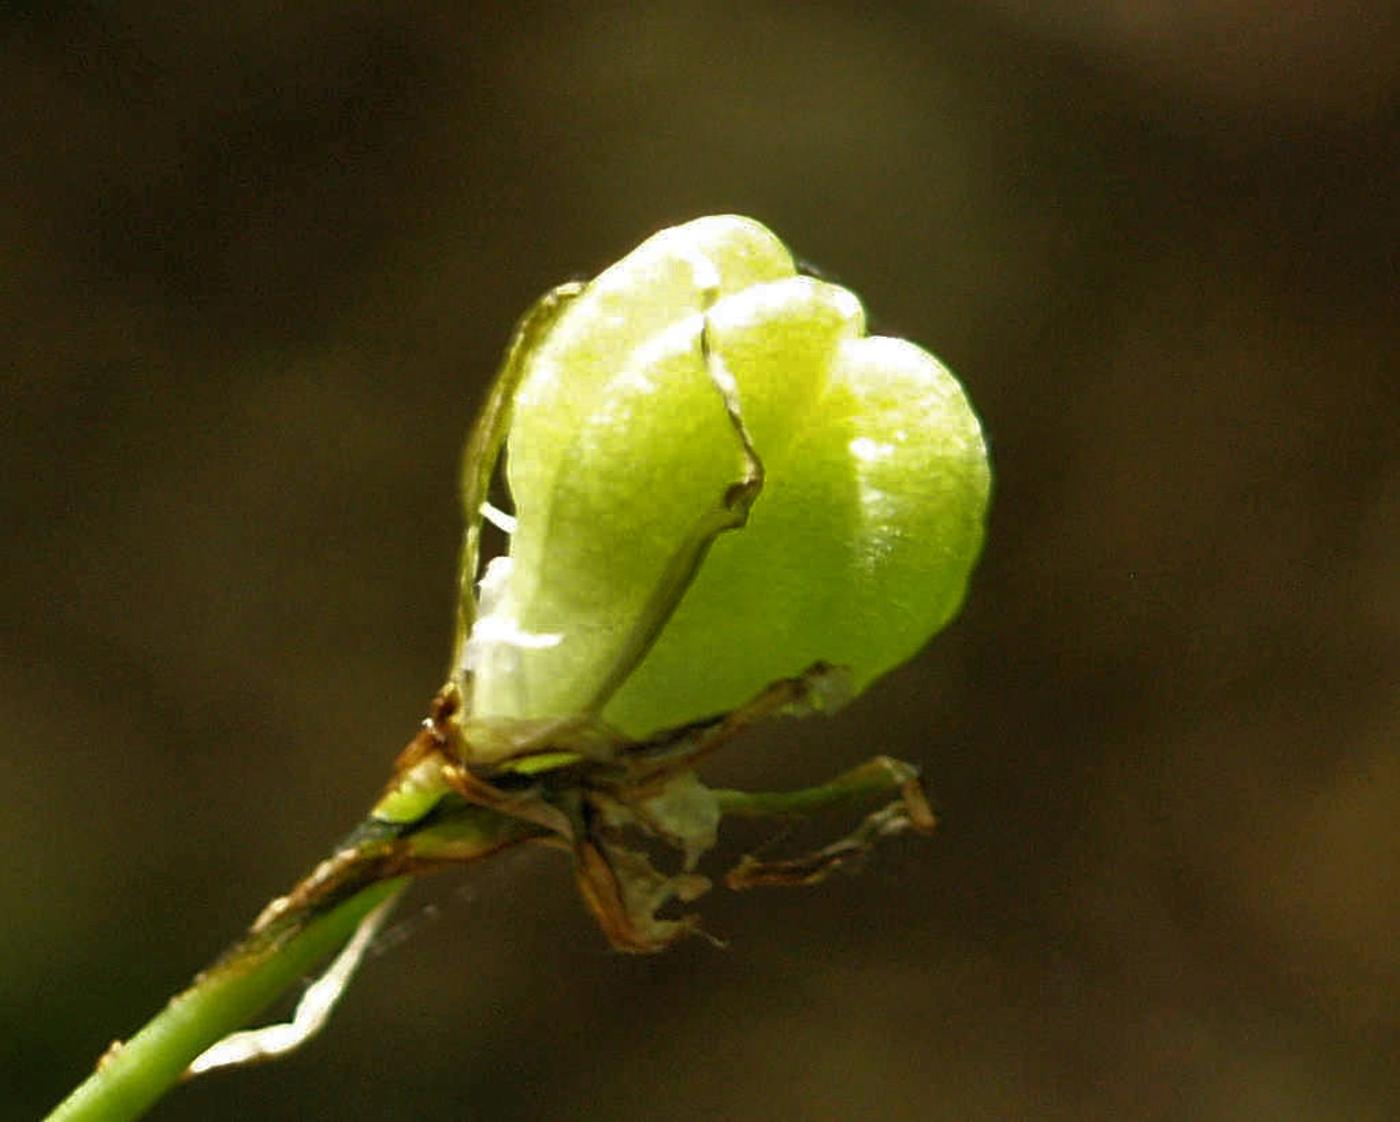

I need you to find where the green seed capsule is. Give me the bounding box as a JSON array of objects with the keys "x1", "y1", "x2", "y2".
[{"x1": 461, "y1": 215, "x2": 990, "y2": 741}]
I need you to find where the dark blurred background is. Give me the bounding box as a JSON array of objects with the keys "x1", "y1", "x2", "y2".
[{"x1": 4, "y1": 4, "x2": 1397, "y2": 1120}]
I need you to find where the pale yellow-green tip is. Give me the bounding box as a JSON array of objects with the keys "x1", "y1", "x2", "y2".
[{"x1": 465, "y1": 215, "x2": 990, "y2": 739}]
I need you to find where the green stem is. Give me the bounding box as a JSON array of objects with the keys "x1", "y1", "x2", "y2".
[
  {"x1": 45, "y1": 879, "x2": 407, "y2": 1122},
  {"x1": 44, "y1": 786, "x2": 543, "y2": 1122}
]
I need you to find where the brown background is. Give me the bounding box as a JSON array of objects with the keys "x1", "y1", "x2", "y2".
[{"x1": 4, "y1": 4, "x2": 1397, "y2": 1120}]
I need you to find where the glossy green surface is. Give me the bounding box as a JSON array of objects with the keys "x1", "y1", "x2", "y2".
[{"x1": 468, "y1": 216, "x2": 990, "y2": 737}]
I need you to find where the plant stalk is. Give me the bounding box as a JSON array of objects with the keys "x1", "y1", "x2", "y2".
[
  {"x1": 44, "y1": 791, "x2": 541, "y2": 1122},
  {"x1": 44, "y1": 879, "x2": 406, "y2": 1122}
]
